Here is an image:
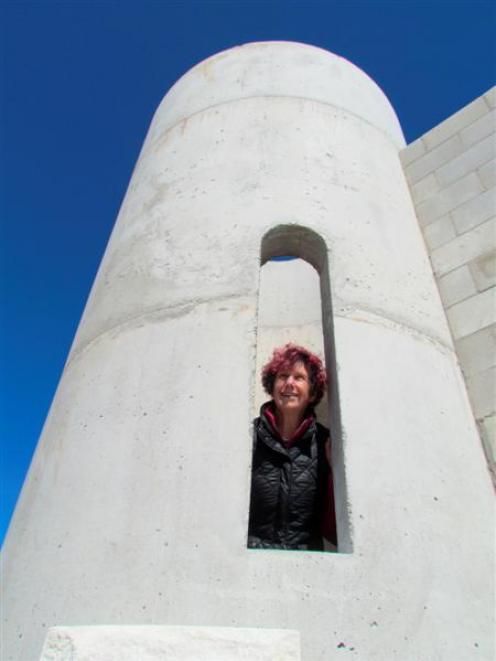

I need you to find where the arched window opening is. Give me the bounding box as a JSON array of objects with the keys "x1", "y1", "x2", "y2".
[
  {"x1": 248, "y1": 224, "x2": 352, "y2": 554},
  {"x1": 254, "y1": 257, "x2": 329, "y2": 426}
]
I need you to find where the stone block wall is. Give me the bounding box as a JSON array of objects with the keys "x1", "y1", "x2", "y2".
[{"x1": 401, "y1": 88, "x2": 496, "y2": 481}]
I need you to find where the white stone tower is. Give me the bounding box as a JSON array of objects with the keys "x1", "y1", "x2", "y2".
[{"x1": 2, "y1": 42, "x2": 493, "y2": 661}]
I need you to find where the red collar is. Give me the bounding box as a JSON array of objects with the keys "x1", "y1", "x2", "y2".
[{"x1": 262, "y1": 401, "x2": 314, "y2": 447}]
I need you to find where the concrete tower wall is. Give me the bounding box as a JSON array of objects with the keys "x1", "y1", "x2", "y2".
[
  {"x1": 401, "y1": 88, "x2": 496, "y2": 480},
  {"x1": 3, "y1": 43, "x2": 494, "y2": 660}
]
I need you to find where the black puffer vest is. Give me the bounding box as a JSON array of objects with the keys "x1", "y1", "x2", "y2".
[{"x1": 248, "y1": 405, "x2": 329, "y2": 550}]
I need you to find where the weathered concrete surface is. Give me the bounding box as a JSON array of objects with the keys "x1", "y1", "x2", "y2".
[
  {"x1": 3, "y1": 42, "x2": 494, "y2": 661},
  {"x1": 39, "y1": 626, "x2": 300, "y2": 660},
  {"x1": 142, "y1": 41, "x2": 405, "y2": 152}
]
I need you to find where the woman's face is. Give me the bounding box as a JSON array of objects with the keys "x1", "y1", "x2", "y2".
[{"x1": 273, "y1": 360, "x2": 313, "y2": 417}]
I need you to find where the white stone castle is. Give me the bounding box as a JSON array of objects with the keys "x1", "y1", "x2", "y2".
[{"x1": 2, "y1": 42, "x2": 494, "y2": 661}]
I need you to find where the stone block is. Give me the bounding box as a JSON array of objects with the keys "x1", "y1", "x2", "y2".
[
  {"x1": 469, "y1": 249, "x2": 496, "y2": 291},
  {"x1": 455, "y1": 324, "x2": 496, "y2": 377},
  {"x1": 478, "y1": 158, "x2": 496, "y2": 190},
  {"x1": 465, "y1": 366, "x2": 496, "y2": 419},
  {"x1": 405, "y1": 133, "x2": 464, "y2": 185},
  {"x1": 423, "y1": 214, "x2": 456, "y2": 250},
  {"x1": 484, "y1": 87, "x2": 496, "y2": 110},
  {"x1": 431, "y1": 218, "x2": 495, "y2": 276},
  {"x1": 410, "y1": 172, "x2": 440, "y2": 204},
  {"x1": 415, "y1": 172, "x2": 483, "y2": 227},
  {"x1": 39, "y1": 625, "x2": 302, "y2": 661},
  {"x1": 399, "y1": 137, "x2": 426, "y2": 167},
  {"x1": 437, "y1": 264, "x2": 477, "y2": 307},
  {"x1": 446, "y1": 287, "x2": 496, "y2": 340},
  {"x1": 422, "y1": 97, "x2": 489, "y2": 151},
  {"x1": 435, "y1": 134, "x2": 496, "y2": 188},
  {"x1": 451, "y1": 188, "x2": 495, "y2": 234},
  {"x1": 460, "y1": 109, "x2": 496, "y2": 149}
]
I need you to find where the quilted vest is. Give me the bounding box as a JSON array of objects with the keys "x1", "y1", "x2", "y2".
[{"x1": 248, "y1": 408, "x2": 329, "y2": 550}]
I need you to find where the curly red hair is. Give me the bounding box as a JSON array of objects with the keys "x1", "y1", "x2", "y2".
[{"x1": 261, "y1": 343, "x2": 327, "y2": 406}]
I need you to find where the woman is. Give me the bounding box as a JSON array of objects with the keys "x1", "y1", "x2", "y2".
[{"x1": 248, "y1": 343, "x2": 337, "y2": 551}]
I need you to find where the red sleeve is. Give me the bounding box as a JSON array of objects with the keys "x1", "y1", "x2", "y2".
[{"x1": 321, "y1": 467, "x2": 337, "y2": 546}]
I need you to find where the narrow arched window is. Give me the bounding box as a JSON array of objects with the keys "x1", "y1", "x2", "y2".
[{"x1": 248, "y1": 225, "x2": 352, "y2": 553}]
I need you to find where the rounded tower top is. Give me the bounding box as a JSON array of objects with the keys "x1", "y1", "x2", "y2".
[{"x1": 146, "y1": 41, "x2": 404, "y2": 148}]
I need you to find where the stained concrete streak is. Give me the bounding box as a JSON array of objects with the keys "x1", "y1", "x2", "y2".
[
  {"x1": 140, "y1": 94, "x2": 404, "y2": 162},
  {"x1": 64, "y1": 298, "x2": 454, "y2": 377},
  {"x1": 335, "y1": 306, "x2": 455, "y2": 353},
  {"x1": 65, "y1": 293, "x2": 256, "y2": 368}
]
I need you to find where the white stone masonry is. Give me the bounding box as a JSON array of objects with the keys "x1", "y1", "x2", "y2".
[{"x1": 401, "y1": 87, "x2": 496, "y2": 480}]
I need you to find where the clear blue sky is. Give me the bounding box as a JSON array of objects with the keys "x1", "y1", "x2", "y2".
[{"x1": 1, "y1": 0, "x2": 495, "y2": 544}]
